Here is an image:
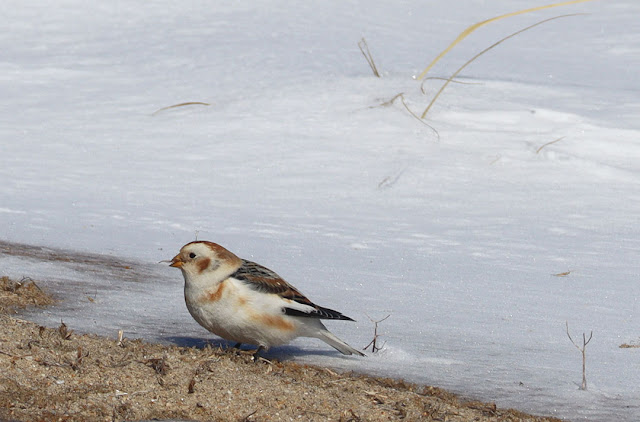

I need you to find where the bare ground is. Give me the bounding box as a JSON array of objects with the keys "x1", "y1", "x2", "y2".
[{"x1": 0, "y1": 276, "x2": 562, "y2": 422}]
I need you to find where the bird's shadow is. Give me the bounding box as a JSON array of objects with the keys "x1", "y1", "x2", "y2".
[{"x1": 165, "y1": 336, "x2": 353, "y2": 359}]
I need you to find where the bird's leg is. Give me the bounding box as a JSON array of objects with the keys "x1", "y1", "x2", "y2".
[
  {"x1": 251, "y1": 345, "x2": 265, "y2": 361},
  {"x1": 231, "y1": 344, "x2": 269, "y2": 363},
  {"x1": 251, "y1": 346, "x2": 273, "y2": 364}
]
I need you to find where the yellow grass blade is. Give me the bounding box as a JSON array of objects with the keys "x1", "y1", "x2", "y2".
[
  {"x1": 416, "y1": 0, "x2": 598, "y2": 80},
  {"x1": 420, "y1": 14, "x2": 581, "y2": 119}
]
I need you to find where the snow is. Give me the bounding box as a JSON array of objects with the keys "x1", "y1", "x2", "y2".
[{"x1": 2, "y1": 1, "x2": 639, "y2": 420}]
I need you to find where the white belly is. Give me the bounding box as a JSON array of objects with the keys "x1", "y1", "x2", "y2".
[{"x1": 184, "y1": 278, "x2": 304, "y2": 348}]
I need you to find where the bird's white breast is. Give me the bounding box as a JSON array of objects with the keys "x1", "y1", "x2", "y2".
[{"x1": 184, "y1": 276, "x2": 303, "y2": 348}]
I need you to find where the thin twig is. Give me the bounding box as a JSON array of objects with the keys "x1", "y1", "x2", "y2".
[
  {"x1": 399, "y1": 95, "x2": 440, "y2": 140},
  {"x1": 358, "y1": 38, "x2": 380, "y2": 77},
  {"x1": 151, "y1": 102, "x2": 211, "y2": 116},
  {"x1": 536, "y1": 136, "x2": 566, "y2": 153},
  {"x1": 241, "y1": 410, "x2": 258, "y2": 421},
  {"x1": 566, "y1": 321, "x2": 593, "y2": 390},
  {"x1": 370, "y1": 92, "x2": 405, "y2": 108},
  {"x1": 363, "y1": 314, "x2": 391, "y2": 353},
  {"x1": 370, "y1": 93, "x2": 440, "y2": 140},
  {"x1": 0, "y1": 349, "x2": 29, "y2": 359},
  {"x1": 421, "y1": 77, "x2": 482, "y2": 95},
  {"x1": 378, "y1": 167, "x2": 407, "y2": 190},
  {"x1": 489, "y1": 155, "x2": 502, "y2": 165}
]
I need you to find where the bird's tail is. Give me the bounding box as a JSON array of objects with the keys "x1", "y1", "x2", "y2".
[{"x1": 317, "y1": 330, "x2": 365, "y2": 357}]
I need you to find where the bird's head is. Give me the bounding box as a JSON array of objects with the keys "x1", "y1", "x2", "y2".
[{"x1": 169, "y1": 241, "x2": 242, "y2": 285}]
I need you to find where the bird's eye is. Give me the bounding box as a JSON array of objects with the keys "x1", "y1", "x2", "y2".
[{"x1": 189, "y1": 252, "x2": 196, "y2": 259}]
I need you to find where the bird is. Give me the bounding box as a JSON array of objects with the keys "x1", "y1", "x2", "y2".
[{"x1": 169, "y1": 241, "x2": 365, "y2": 356}]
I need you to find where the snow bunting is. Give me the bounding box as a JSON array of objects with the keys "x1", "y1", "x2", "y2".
[{"x1": 169, "y1": 241, "x2": 365, "y2": 356}]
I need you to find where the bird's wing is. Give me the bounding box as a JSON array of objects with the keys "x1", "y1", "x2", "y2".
[{"x1": 230, "y1": 260, "x2": 354, "y2": 321}]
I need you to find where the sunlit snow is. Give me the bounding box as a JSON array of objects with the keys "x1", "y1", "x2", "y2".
[{"x1": 2, "y1": 1, "x2": 639, "y2": 420}]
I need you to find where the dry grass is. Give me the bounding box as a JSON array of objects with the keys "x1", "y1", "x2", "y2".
[
  {"x1": 361, "y1": 1, "x2": 594, "y2": 128},
  {"x1": 0, "y1": 275, "x2": 563, "y2": 422},
  {"x1": 619, "y1": 343, "x2": 640, "y2": 349},
  {"x1": 358, "y1": 38, "x2": 380, "y2": 78},
  {"x1": 371, "y1": 93, "x2": 440, "y2": 139},
  {"x1": 0, "y1": 276, "x2": 54, "y2": 313},
  {"x1": 415, "y1": 0, "x2": 598, "y2": 80},
  {"x1": 420, "y1": 14, "x2": 582, "y2": 118}
]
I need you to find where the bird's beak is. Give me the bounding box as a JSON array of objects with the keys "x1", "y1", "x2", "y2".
[{"x1": 169, "y1": 254, "x2": 184, "y2": 268}]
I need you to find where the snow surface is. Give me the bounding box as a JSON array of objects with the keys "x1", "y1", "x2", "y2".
[{"x1": 2, "y1": 1, "x2": 639, "y2": 420}]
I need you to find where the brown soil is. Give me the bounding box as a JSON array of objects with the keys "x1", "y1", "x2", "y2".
[
  {"x1": 0, "y1": 276, "x2": 55, "y2": 313},
  {"x1": 0, "y1": 276, "x2": 562, "y2": 422}
]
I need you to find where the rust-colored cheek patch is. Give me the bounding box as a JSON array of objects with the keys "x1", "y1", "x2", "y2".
[{"x1": 197, "y1": 257, "x2": 211, "y2": 274}]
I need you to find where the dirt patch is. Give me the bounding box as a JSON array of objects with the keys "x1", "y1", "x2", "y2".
[
  {"x1": 0, "y1": 240, "x2": 150, "y2": 283},
  {"x1": 0, "y1": 276, "x2": 561, "y2": 422},
  {"x1": 0, "y1": 276, "x2": 54, "y2": 313}
]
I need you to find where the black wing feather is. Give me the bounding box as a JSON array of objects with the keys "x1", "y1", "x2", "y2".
[
  {"x1": 283, "y1": 306, "x2": 355, "y2": 321},
  {"x1": 231, "y1": 259, "x2": 356, "y2": 321}
]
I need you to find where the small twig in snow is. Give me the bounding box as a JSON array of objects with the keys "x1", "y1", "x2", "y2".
[
  {"x1": 378, "y1": 167, "x2": 407, "y2": 190},
  {"x1": 536, "y1": 136, "x2": 566, "y2": 154},
  {"x1": 363, "y1": 314, "x2": 390, "y2": 353},
  {"x1": 371, "y1": 93, "x2": 439, "y2": 140},
  {"x1": 566, "y1": 321, "x2": 593, "y2": 390},
  {"x1": 358, "y1": 38, "x2": 380, "y2": 77},
  {"x1": 151, "y1": 102, "x2": 211, "y2": 116}
]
